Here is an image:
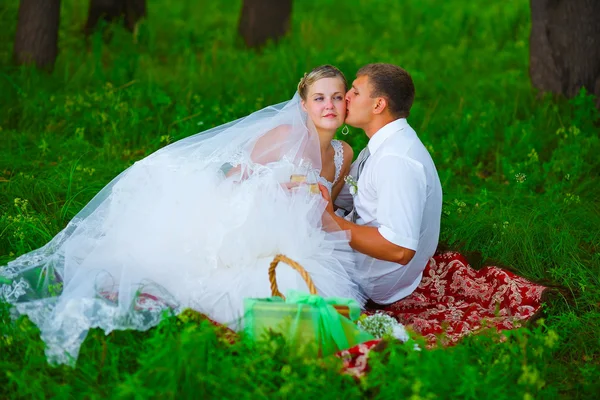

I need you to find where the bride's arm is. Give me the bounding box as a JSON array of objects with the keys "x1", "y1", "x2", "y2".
[
  {"x1": 249, "y1": 124, "x2": 294, "y2": 165},
  {"x1": 225, "y1": 124, "x2": 294, "y2": 179},
  {"x1": 330, "y1": 141, "x2": 354, "y2": 202}
]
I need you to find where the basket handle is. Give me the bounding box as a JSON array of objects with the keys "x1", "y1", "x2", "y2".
[{"x1": 269, "y1": 254, "x2": 317, "y2": 299}]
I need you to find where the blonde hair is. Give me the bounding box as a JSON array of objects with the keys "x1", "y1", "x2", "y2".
[{"x1": 297, "y1": 65, "x2": 347, "y2": 100}]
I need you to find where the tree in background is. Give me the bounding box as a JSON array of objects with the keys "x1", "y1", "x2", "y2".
[
  {"x1": 238, "y1": 0, "x2": 293, "y2": 48},
  {"x1": 13, "y1": 0, "x2": 61, "y2": 71},
  {"x1": 13, "y1": 0, "x2": 147, "y2": 71},
  {"x1": 84, "y1": 0, "x2": 147, "y2": 38},
  {"x1": 530, "y1": 0, "x2": 600, "y2": 108}
]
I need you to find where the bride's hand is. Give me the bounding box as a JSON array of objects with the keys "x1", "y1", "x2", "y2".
[
  {"x1": 318, "y1": 183, "x2": 344, "y2": 232},
  {"x1": 318, "y1": 183, "x2": 335, "y2": 217}
]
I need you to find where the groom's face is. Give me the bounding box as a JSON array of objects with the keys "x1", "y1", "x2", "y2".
[{"x1": 345, "y1": 75, "x2": 375, "y2": 129}]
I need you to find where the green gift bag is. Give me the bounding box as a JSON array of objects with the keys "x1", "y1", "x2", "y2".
[{"x1": 244, "y1": 254, "x2": 374, "y2": 356}]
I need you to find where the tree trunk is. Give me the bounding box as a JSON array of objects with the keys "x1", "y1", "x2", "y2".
[
  {"x1": 530, "y1": 0, "x2": 600, "y2": 108},
  {"x1": 84, "y1": 0, "x2": 147, "y2": 36},
  {"x1": 238, "y1": 0, "x2": 292, "y2": 48},
  {"x1": 13, "y1": 0, "x2": 61, "y2": 71}
]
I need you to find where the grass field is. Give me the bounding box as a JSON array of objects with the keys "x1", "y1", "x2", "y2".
[{"x1": 1, "y1": 0, "x2": 599, "y2": 398}]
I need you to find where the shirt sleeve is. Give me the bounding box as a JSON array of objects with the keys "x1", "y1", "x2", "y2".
[{"x1": 374, "y1": 155, "x2": 426, "y2": 251}]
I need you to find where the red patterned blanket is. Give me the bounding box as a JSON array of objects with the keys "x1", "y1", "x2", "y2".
[{"x1": 338, "y1": 251, "x2": 548, "y2": 378}]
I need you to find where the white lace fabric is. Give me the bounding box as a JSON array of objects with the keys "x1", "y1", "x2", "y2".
[{"x1": 318, "y1": 139, "x2": 344, "y2": 193}]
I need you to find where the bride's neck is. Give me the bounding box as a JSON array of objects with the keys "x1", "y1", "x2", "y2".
[{"x1": 317, "y1": 128, "x2": 336, "y2": 153}]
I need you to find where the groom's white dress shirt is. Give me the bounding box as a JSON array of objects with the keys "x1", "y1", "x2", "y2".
[{"x1": 335, "y1": 118, "x2": 442, "y2": 304}]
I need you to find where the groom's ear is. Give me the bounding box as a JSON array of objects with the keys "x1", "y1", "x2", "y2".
[{"x1": 372, "y1": 97, "x2": 388, "y2": 115}]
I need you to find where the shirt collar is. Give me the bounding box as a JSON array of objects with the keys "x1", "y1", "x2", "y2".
[{"x1": 367, "y1": 118, "x2": 409, "y2": 154}]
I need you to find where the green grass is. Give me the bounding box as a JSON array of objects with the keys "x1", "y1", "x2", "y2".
[{"x1": 1, "y1": 0, "x2": 599, "y2": 398}]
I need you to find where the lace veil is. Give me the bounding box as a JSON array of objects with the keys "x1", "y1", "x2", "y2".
[{"x1": 0, "y1": 92, "x2": 329, "y2": 363}]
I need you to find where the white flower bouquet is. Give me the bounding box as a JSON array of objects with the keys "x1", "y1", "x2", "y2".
[{"x1": 357, "y1": 312, "x2": 410, "y2": 341}]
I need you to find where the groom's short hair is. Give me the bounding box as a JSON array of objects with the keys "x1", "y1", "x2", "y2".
[{"x1": 357, "y1": 63, "x2": 415, "y2": 118}]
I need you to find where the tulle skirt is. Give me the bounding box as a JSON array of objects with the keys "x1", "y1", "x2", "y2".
[{"x1": 0, "y1": 153, "x2": 363, "y2": 365}]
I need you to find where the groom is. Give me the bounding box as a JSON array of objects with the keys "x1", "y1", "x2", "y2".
[{"x1": 320, "y1": 63, "x2": 443, "y2": 306}]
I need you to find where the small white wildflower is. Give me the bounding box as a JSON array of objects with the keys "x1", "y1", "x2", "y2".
[
  {"x1": 515, "y1": 173, "x2": 527, "y2": 184},
  {"x1": 392, "y1": 324, "x2": 409, "y2": 342}
]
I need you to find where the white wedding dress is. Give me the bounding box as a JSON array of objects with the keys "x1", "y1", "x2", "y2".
[{"x1": 0, "y1": 94, "x2": 363, "y2": 365}]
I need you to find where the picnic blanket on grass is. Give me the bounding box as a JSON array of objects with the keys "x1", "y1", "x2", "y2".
[{"x1": 337, "y1": 251, "x2": 548, "y2": 377}]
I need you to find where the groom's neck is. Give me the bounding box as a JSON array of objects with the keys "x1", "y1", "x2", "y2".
[{"x1": 364, "y1": 115, "x2": 397, "y2": 138}]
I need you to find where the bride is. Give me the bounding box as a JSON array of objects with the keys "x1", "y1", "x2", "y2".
[{"x1": 0, "y1": 65, "x2": 364, "y2": 365}]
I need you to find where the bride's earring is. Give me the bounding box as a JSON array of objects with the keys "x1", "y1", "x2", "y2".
[{"x1": 341, "y1": 125, "x2": 349, "y2": 135}]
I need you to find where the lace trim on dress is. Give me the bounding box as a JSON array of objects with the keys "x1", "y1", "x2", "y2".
[
  {"x1": 332, "y1": 140, "x2": 344, "y2": 185},
  {"x1": 318, "y1": 140, "x2": 344, "y2": 192}
]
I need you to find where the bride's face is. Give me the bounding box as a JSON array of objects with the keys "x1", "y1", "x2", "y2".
[{"x1": 301, "y1": 77, "x2": 347, "y2": 133}]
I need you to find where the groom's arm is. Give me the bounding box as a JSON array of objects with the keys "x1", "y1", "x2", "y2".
[
  {"x1": 319, "y1": 183, "x2": 415, "y2": 265},
  {"x1": 319, "y1": 155, "x2": 426, "y2": 266},
  {"x1": 332, "y1": 216, "x2": 416, "y2": 265}
]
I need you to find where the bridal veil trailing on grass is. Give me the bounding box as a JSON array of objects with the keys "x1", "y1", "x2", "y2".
[{"x1": 0, "y1": 93, "x2": 364, "y2": 365}]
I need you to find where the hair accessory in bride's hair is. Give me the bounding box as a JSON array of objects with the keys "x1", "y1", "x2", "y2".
[{"x1": 297, "y1": 72, "x2": 309, "y2": 95}]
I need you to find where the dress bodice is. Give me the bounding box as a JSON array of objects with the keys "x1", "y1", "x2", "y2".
[{"x1": 318, "y1": 140, "x2": 344, "y2": 193}]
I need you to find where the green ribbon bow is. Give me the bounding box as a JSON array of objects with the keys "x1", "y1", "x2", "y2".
[{"x1": 244, "y1": 290, "x2": 373, "y2": 356}]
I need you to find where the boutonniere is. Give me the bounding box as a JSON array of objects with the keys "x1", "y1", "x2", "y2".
[{"x1": 344, "y1": 175, "x2": 358, "y2": 196}]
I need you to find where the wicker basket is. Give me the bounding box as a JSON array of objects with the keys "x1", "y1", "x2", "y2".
[
  {"x1": 268, "y1": 254, "x2": 350, "y2": 318},
  {"x1": 243, "y1": 254, "x2": 371, "y2": 356}
]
